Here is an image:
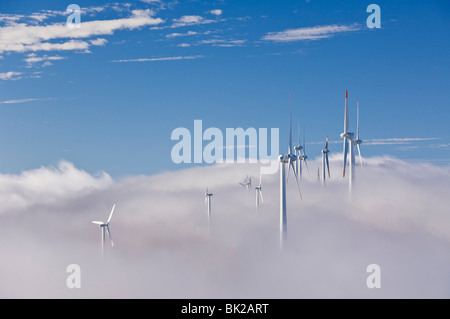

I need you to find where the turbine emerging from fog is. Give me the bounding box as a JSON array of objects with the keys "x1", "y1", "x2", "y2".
[
  {"x1": 205, "y1": 187, "x2": 213, "y2": 230},
  {"x1": 91, "y1": 204, "x2": 116, "y2": 255},
  {"x1": 340, "y1": 91, "x2": 363, "y2": 192},
  {"x1": 321, "y1": 136, "x2": 331, "y2": 186},
  {"x1": 255, "y1": 174, "x2": 264, "y2": 209},
  {"x1": 239, "y1": 175, "x2": 252, "y2": 190},
  {"x1": 278, "y1": 93, "x2": 302, "y2": 249}
]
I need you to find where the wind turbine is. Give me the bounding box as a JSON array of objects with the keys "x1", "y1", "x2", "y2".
[
  {"x1": 340, "y1": 91, "x2": 363, "y2": 192},
  {"x1": 321, "y1": 136, "x2": 331, "y2": 186},
  {"x1": 278, "y1": 92, "x2": 302, "y2": 249},
  {"x1": 255, "y1": 174, "x2": 264, "y2": 209},
  {"x1": 239, "y1": 175, "x2": 252, "y2": 190},
  {"x1": 91, "y1": 204, "x2": 116, "y2": 255},
  {"x1": 205, "y1": 187, "x2": 213, "y2": 230}
]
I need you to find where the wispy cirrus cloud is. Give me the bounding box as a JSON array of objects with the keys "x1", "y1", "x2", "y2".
[
  {"x1": 110, "y1": 55, "x2": 205, "y2": 63},
  {"x1": 262, "y1": 24, "x2": 361, "y2": 42},
  {"x1": 197, "y1": 38, "x2": 246, "y2": 47},
  {"x1": 24, "y1": 53, "x2": 66, "y2": 67},
  {"x1": 166, "y1": 30, "x2": 207, "y2": 38},
  {"x1": 152, "y1": 14, "x2": 219, "y2": 30},
  {"x1": 0, "y1": 97, "x2": 61, "y2": 104},
  {"x1": 364, "y1": 137, "x2": 440, "y2": 146}
]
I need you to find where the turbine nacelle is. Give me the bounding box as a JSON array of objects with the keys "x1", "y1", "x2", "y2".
[
  {"x1": 278, "y1": 153, "x2": 297, "y2": 164},
  {"x1": 205, "y1": 188, "x2": 213, "y2": 198},
  {"x1": 92, "y1": 222, "x2": 107, "y2": 227},
  {"x1": 340, "y1": 132, "x2": 355, "y2": 139}
]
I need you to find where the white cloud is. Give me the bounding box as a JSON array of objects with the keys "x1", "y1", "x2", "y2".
[
  {"x1": 0, "y1": 71, "x2": 23, "y2": 80},
  {"x1": 171, "y1": 15, "x2": 216, "y2": 28},
  {"x1": 0, "y1": 9, "x2": 164, "y2": 54},
  {"x1": 90, "y1": 38, "x2": 108, "y2": 46},
  {"x1": 262, "y1": 24, "x2": 360, "y2": 42},
  {"x1": 172, "y1": 15, "x2": 203, "y2": 27},
  {"x1": 110, "y1": 55, "x2": 205, "y2": 63},
  {"x1": 0, "y1": 161, "x2": 111, "y2": 211},
  {"x1": 209, "y1": 9, "x2": 223, "y2": 16}
]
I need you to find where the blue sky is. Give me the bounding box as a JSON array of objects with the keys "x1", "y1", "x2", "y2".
[{"x1": 0, "y1": 0, "x2": 449, "y2": 177}]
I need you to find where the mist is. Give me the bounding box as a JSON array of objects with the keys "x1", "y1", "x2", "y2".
[{"x1": 1, "y1": 156, "x2": 449, "y2": 298}]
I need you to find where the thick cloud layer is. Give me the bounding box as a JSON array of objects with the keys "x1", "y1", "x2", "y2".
[{"x1": 0, "y1": 156, "x2": 449, "y2": 298}]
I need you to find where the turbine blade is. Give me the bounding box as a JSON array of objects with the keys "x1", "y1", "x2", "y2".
[
  {"x1": 357, "y1": 101, "x2": 360, "y2": 140},
  {"x1": 344, "y1": 90, "x2": 349, "y2": 133},
  {"x1": 357, "y1": 144, "x2": 363, "y2": 167},
  {"x1": 259, "y1": 189, "x2": 264, "y2": 204},
  {"x1": 299, "y1": 159, "x2": 302, "y2": 177},
  {"x1": 106, "y1": 225, "x2": 114, "y2": 248},
  {"x1": 303, "y1": 125, "x2": 306, "y2": 155},
  {"x1": 304, "y1": 159, "x2": 310, "y2": 177},
  {"x1": 92, "y1": 221, "x2": 104, "y2": 225},
  {"x1": 286, "y1": 157, "x2": 292, "y2": 182},
  {"x1": 107, "y1": 204, "x2": 116, "y2": 224},
  {"x1": 326, "y1": 154, "x2": 331, "y2": 178},
  {"x1": 290, "y1": 161, "x2": 302, "y2": 200},
  {"x1": 343, "y1": 138, "x2": 348, "y2": 177},
  {"x1": 289, "y1": 92, "x2": 293, "y2": 154}
]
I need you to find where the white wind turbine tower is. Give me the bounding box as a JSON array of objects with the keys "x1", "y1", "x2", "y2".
[
  {"x1": 321, "y1": 136, "x2": 331, "y2": 186},
  {"x1": 340, "y1": 91, "x2": 363, "y2": 193},
  {"x1": 278, "y1": 92, "x2": 302, "y2": 249},
  {"x1": 91, "y1": 204, "x2": 116, "y2": 255},
  {"x1": 205, "y1": 187, "x2": 213, "y2": 231},
  {"x1": 255, "y1": 174, "x2": 264, "y2": 209}
]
